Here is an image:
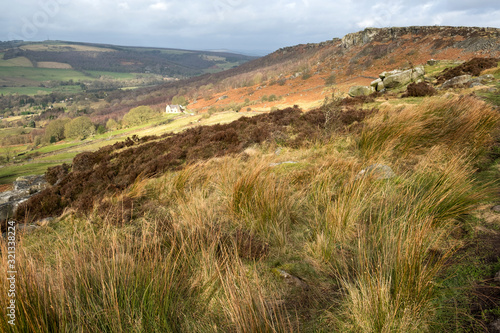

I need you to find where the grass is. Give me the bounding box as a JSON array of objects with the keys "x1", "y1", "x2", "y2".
[
  {"x1": 0, "y1": 66, "x2": 91, "y2": 82},
  {"x1": 0, "y1": 86, "x2": 82, "y2": 95},
  {"x1": 0, "y1": 162, "x2": 59, "y2": 184},
  {"x1": 2, "y1": 95, "x2": 500, "y2": 331},
  {"x1": 0, "y1": 56, "x2": 33, "y2": 67},
  {"x1": 20, "y1": 43, "x2": 115, "y2": 52}
]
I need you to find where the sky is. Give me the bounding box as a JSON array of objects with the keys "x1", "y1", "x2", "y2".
[{"x1": 2, "y1": 0, "x2": 500, "y2": 55}]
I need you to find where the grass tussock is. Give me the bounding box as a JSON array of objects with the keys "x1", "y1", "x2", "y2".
[
  {"x1": 3, "y1": 93, "x2": 500, "y2": 332},
  {"x1": 358, "y1": 95, "x2": 500, "y2": 160}
]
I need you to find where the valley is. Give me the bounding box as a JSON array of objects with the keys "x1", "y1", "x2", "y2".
[{"x1": 1, "y1": 26, "x2": 500, "y2": 332}]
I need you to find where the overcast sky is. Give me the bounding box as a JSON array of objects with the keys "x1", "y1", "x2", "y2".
[{"x1": 2, "y1": 0, "x2": 500, "y2": 55}]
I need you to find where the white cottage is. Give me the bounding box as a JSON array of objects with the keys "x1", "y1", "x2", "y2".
[{"x1": 166, "y1": 105, "x2": 185, "y2": 113}]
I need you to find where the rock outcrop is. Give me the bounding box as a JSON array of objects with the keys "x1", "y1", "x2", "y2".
[
  {"x1": 0, "y1": 175, "x2": 47, "y2": 221},
  {"x1": 341, "y1": 26, "x2": 500, "y2": 49}
]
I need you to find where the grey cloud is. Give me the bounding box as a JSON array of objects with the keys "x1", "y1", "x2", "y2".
[{"x1": 1, "y1": 0, "x2": 499, "y2": 53}]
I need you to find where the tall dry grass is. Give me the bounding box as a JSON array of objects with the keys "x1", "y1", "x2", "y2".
[
  {"x1": 358, "y1": 96, "x2": 500, "y2": 160},
  {"x1": 1, "y1": 95, "x2": 498, "y2": 332}
]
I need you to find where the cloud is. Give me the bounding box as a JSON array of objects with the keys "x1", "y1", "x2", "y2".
[
  {"x1": 1, "y1": 0, "x2": 499, "y2": 53},
  {"x1": 149, "y1": 1, "x2": 169, "y2": 11}
]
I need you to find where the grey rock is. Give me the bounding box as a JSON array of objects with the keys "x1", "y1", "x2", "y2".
[
  {"x1": 383, "y1": 69, "x2": 412, "y2": 88},
  {"x1": 377, "y1": 81, "x2": 385, "y2": 92},
  {"x1": 470, "y1": 81, "x2": 484, "y2": 88},
  {"x1": 491, "y1": 205, "x2": 500, "y2": 213},
  {"x1": 370, "y1": 78, "x2": 382, "y2": 88},
  {"x1": 269, "y1": 161, "x2": 298, "y2": 167},
  {"x1": 357, "y1": 164, "x2": 396, "y2": 180},
  {"x1": 349, "y1": 85, "x2": 375, "y2": 97},
  {"x1": 14, "y1": 175, "x2": 46, "y2": 193},
  {"x1": 479, "y1": 74, "x2": 495, "y2": 83},
  {"x1": 411, "y1": 66, "x2": 425, "y2": 80},
  {"x1": 490, "y1": 319, "x2": 500, "y2": 333},
  {"x1": 273, "y1": 269, "x2": 309, "y2": 290},
  {"x1": 442, "y1": 75, "x2": 472, "y2": 89},
  {"x1": 380, "y1": 67, "x2": 425, "y2": 89},
  {"x1": 427, "y1": 59, "x2": 439, "y2": 66},
  {"x1": 0, "y1": 175, "x2": 48, "y2": 222},
  {"x1": 0, "y1": 202, "x2": 15, "y2": 221}
]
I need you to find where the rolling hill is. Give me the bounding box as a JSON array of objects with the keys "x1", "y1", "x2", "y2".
[
  {"x1": 1, "y1": 26, "x2": 500, "y2": 332},
  {"x1": 0, "y1": 40, "x2": 256, "y2": 95}
]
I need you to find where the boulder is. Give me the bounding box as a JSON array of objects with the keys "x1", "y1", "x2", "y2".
[
  {"x1": 441, "y1": 75, "x2": 472, "y2": 89},
  {"x1": 377, "y1": 81, "x2": 385, "y2": 91},
  {"x1": 370, "y1": 78, "x2": 382, "y2": 88},
  {"x1": 348, "y1": 85, "x2": 375, "y2": 97},
  {"x1": 383, "y1": 69, "x2": 412, "y2": 88},
  {"x1": 380, "y1": 67, "x2": 425, "y2": 89},
  {"x1": 427, "y1": 59, "x2": 439, "y2": 66},
  {"x1": 411, "y1": 66, "x2": 425, "y2": 80}
]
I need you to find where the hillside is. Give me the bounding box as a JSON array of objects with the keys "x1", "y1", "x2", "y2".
[
  {"x1": 180, "y1": 26, "x2": 500, "y2": 113},
  {"x1": 1, "y1": 26, "x2": 500, "y2": 332},
  {"x1": 0, "y1": 40, "x2": 255, "y2": 95}
]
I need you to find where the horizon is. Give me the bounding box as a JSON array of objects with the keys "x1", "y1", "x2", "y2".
[{"x1": 3, "y1": 1, "x2": 500, "y2": 56}]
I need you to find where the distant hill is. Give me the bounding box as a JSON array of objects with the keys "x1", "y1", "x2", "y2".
[
  {"x1": 0, "y1": 40, "x2": 256, "y2": 95},
  {"x1": 0, "y1": 40, "x2": 256, "y2": 77}
]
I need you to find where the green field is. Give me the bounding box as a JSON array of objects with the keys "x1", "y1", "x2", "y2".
[
  {"x1": 0, "y1": 86, "x2": 82, "y2": 95},
  {"x1": 0, "y1": 55, "x2": 33, "y2": 67},
  {"x1": 85, "y1": 71, "x2": 137, "y2": 79},
  {"x1": 0, "y1": 66, "x2": 164, "y2": 95},
  {"x1": 0, "y1": 66, "x2": 91, "y2": 82},
  {"x1": 0, "y1": 162, "x2": 59, "y2": 184}
]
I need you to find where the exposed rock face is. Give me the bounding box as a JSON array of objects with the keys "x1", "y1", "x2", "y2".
[
  {"x1": 0, "y1": 175, "x2": 47, "y2": 221},
  {"x1": 349, "y1": 85, "x2": 375, "y2": 97},
  {"x1": 341, "y1": 26, "x2": 500, "y2": 49}
]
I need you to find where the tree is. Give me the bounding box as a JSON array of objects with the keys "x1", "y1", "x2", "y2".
[
  {"x1": 122, "y1": 106, "x2": 157, "y2": 127},
  {"x1": 64, "y1": 116, "x2": 95, "y2": 140},
  {"x1": 43, "y1": 119, "x2": 69, "y2": 143},
  {"x1": 106, "y1": 118, "x2": 119, "y2": 131},
  {"x1": 171, "y1": 95, "x2": 188, "y2": 106}
]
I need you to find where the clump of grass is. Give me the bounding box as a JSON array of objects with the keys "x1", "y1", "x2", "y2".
[
  {"x1": 228, "y1": 163, "x2": 294, "y2": 247},
  {"x1": 0, "y1": 219, "x2": 195, "y2": 332},
  {"x1": 358, "y1": 95, "x2": 500, "y2": 160},
  {"x1": 217, "y1": 255, "x2": 296, "y2": 333},
  {"x1": 307, "y1": 150, "x2": 484, "y2": 330}
]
